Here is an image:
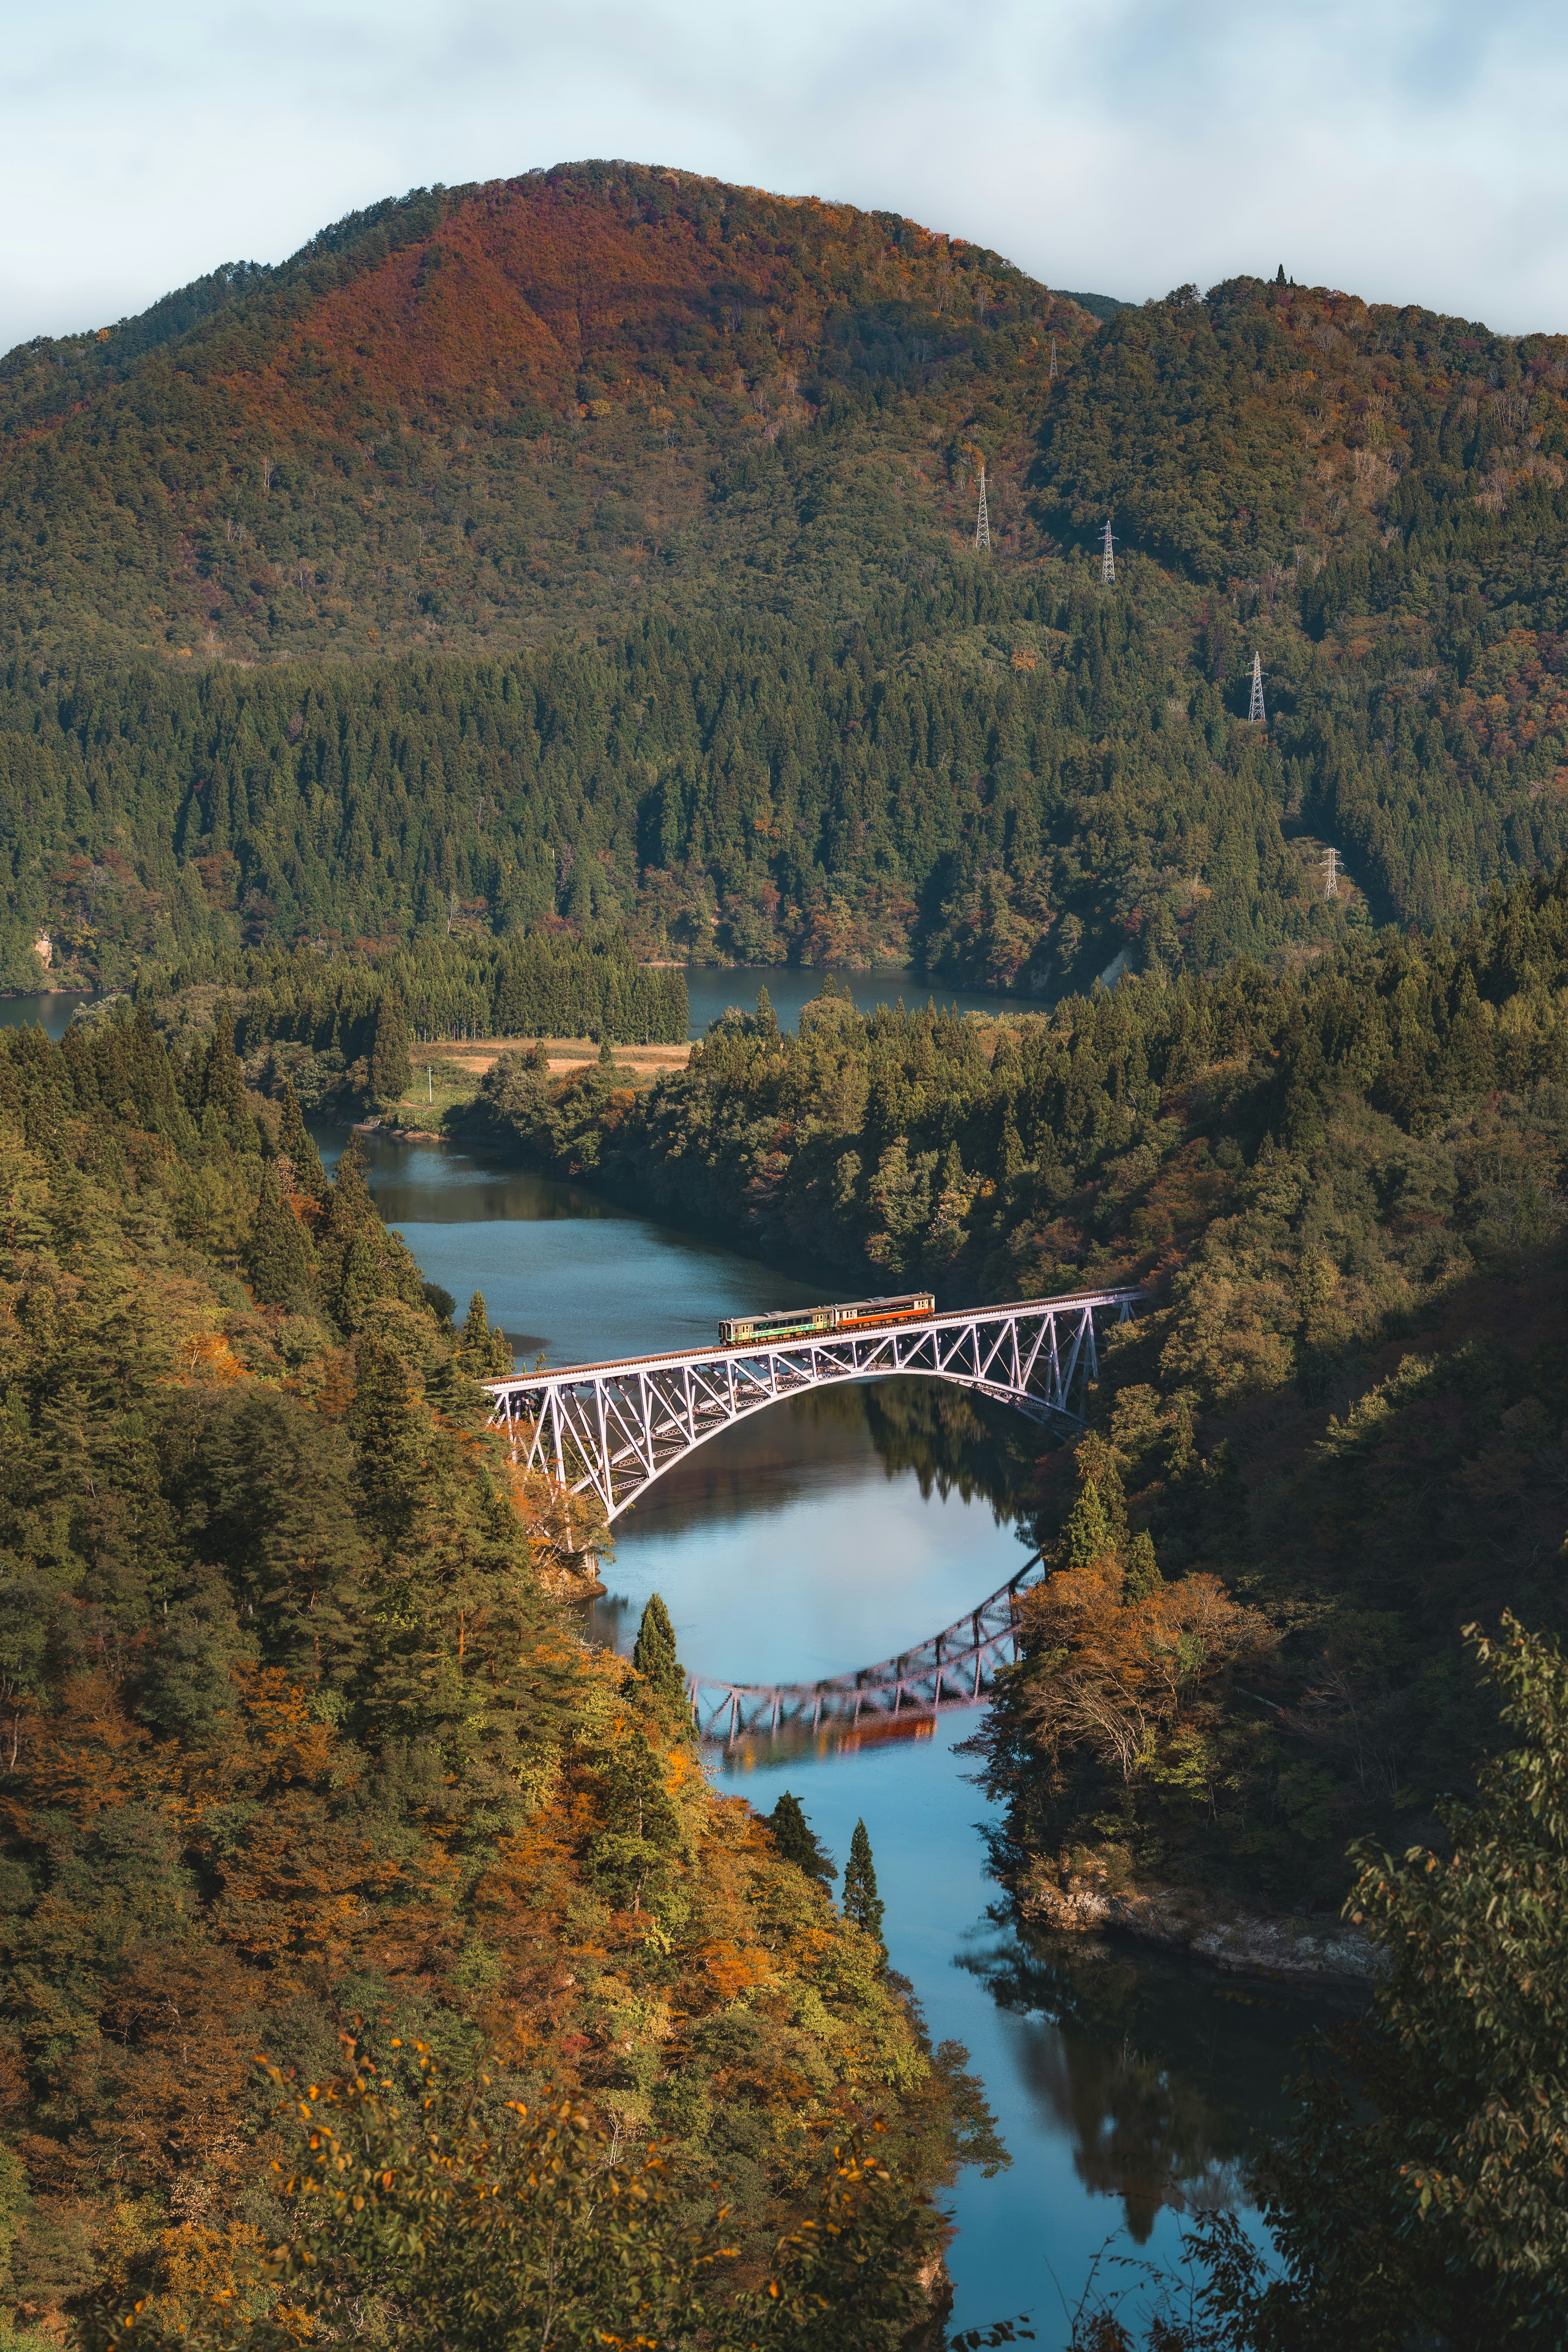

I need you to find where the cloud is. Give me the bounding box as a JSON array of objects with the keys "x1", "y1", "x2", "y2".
[{"x1": 2, "y1": 0, "x2": 1566, "y2": 355}]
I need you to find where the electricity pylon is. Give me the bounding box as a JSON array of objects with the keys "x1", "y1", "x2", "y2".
[
  {"x1": 1320, "y1": 846, "x2": 1340, "y2": 898},
  {"x1": 1101, "y1": 517, "x2": 1116, "y2": 584},
  {"x1": 974, "y1": 465, "x2": 991, "y2": 552},
  {"x1": 1249, "y1": 651, "x2": 1266, "y2": 724}
]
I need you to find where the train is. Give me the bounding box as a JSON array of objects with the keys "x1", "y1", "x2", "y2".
[{"x1": 717, "y1": 1292, "x2": 936, "y2": 1347}]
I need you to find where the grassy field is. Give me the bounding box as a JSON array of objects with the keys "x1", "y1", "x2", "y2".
[{"x1": 383, "y1": 1037, "x2": 692, "y2": 1132}]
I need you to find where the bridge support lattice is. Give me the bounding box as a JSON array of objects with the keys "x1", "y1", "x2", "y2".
[{"x1": 485, "y1": 1287, "x2": 1140, "y2": 1522}]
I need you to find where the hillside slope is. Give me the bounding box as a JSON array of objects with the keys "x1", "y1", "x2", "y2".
[
  {"x1": 0, "y1": 162, "x2": 1095, "y2": 665},
  {"x1": 4, "y1": 166, "x2": 1568, "y2": 991}
]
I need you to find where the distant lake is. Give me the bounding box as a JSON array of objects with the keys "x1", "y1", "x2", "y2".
[
  {"x1": 683, "y1": 962, "x2": 1034, "y2": 1036},
  {"x1": 0, "y1": 990, "x2": 96, "y2": 1040}
]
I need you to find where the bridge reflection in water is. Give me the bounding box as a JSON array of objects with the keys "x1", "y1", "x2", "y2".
[{"x1": 688, "y1": 1553, "x2": 1044, "y2": 1749}]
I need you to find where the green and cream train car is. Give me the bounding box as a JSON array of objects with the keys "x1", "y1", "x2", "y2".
[{"x1": 717, "y1": 1292, "x2": 935, "y2": 1347}]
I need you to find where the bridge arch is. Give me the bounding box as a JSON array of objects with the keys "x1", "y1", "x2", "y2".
[{"x1": 485, "y1": 1288, "x2": 1140, "y2": 1523}]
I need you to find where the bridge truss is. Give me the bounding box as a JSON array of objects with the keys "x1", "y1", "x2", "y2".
[
  {"x1": 688, "y1": 1555, "x2": 1046, "y2": 1745},
  {"x1": 485, "y1": 1287, "x2": 1140, "y2": 1522}
]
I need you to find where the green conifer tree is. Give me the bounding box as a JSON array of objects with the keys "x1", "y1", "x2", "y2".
[
  {"x1": 349, "y1": 1337, "x2": 425, "y2": 1550},
  {"x1": 768, "y1": 1791, "x2": 836, "y2": 1887},
  {"x1": 1060, "y1": 1480, "x2": 1114, "y2": 1572},
  {"x1": 277, "y1": 1077, "x2": 327, "y2": 1198},
  {"x1": 590, "y1": 1723, "x2": 684, "y2": 1913},
  {"x1": 842, "y1": 1817, "x2": 885, "y2": 1955},
  {"x1": 460, "y1": 1291, "x2": 512, "y2": 1375},
  {"x1": 632, "y1": 1594, "x2": 687, "y2": 1712},
  {"x1": 1124, "y1": 1528, "x2": 1162, "y2": 1604},
  {"x1": 243, "y1": 1165, "x2": 317, "y2": 1309},
  {"x1": 369, "y1": 990, "x2": 413, "y2": 1105},
  {"x1": 201, "y1": 998, "x2": 249, "y2": 1139}
]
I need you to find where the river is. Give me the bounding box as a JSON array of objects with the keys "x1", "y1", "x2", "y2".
[{"x1": 329, "y1": 1124, "x2": 1338, "y2": 2343}]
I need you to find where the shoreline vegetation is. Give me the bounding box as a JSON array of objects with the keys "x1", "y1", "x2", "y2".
[{"x1": 5, "y1": 153, "x2": 1568, "y2": 2340}]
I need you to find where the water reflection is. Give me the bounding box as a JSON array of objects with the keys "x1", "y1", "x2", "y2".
[
  {"x1": 682, "y1": 963, "x2": 1029, "y2": 1038},
  {"x1": 314, "y1": 1124, "x2": 855, "y2": 1369},
  {"x1": 964, "y1": 1925, "x2": 1358, "y2": 2244},
  {"x1": 599, "y1": 1382, "x2": 1032, "y2": 1690}
]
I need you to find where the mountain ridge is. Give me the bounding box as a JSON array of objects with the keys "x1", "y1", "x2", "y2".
[{"x1": 2, "y1": 162, "x2": 1568, "y2": 997}]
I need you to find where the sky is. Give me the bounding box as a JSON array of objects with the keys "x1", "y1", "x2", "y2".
[{"x1": 4, "y1": 0, "x2": 1567, "y2": 356}]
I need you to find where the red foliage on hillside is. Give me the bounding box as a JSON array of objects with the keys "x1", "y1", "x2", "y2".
[{"x1": 228, "y1": 164, "x2": 1080, "y2": 436}]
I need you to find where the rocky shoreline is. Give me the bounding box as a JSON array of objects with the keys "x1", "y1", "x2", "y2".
[{"x1": 1019, "y1": 1858, "x2": 1375, "y2": 1984}]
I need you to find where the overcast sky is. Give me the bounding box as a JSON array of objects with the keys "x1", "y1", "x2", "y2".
[{"x1": 4, "y1": 0, "x2": 1566, "y2": 356}]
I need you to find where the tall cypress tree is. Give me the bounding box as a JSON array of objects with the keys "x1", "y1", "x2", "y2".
[
  {"x1": 768, "y1": 1791, "x2": 836, "y2": 1888},
  {"x1": 461, "y1": 1291, "x2": 512, "y2": 1376},
  {"x1": 277, "y1": 1077, "x2": 326, "y2": 1198},
  {"x1": 201, "y1": 998, "x2": 249, "y2": 1139},
  {"x1": 369, "y1": 990, "x2": 412, "y2": 1105},
  {"x1": 349, "y1": 1336, "x2": 425, "y2": 1550},
  {"x1": 632, "y1": 1593, "x2": 687, "y2": 1711},
  {"x1": 1124, "y1": 1529, "x2": 1162, "y2": 1603},
  {"x1": 842, "y1": 1817, "x2": 886, "y2": 1956},
  {"x1": 243, "y1": 1165, "x2": 317, "y2": 1309}
]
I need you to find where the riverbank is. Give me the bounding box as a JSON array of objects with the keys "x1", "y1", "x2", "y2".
[{"x1": 1019, "y1": 1858, "x2": 1374, "y2": 1984}]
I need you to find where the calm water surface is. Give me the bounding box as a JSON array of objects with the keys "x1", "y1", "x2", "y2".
[
  {"x1": 0, "y1": 989, "x2": 96, "y2": 1039},
  {"x1": 329, "y1": 1131, "x2": 1336, "y2": 2339},
  {"x1": 683, "y1": 963, "x2": 1030, "y2": 1037}
]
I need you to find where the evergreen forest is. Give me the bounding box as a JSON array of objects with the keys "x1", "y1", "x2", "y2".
[
  {"x1": 0, "y1": 1004, "x2": 993, "y2": 2346},
  {"x1": 467, "y1": 858, "x2": 1568, "y2": 2012}
]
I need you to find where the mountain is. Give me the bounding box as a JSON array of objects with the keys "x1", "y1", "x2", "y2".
[
  {"x1": 2, "y1": 163, "x2": 1568, "y2": 991},
  {"x1": 0, "y1": 163, "x2": 1099, "y2": 664}
]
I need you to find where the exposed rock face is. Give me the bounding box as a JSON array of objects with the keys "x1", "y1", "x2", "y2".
[
  {"x1": 536, "y1": 1549, "x2": 608, "y2": 1603},
  {"x1": 1019, "y1": 1858, "x2": 1374, "y2": 1983}
]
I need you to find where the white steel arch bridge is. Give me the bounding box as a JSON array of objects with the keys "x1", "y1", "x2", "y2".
[{"x1": 484, "y1": 1286, "x2": 1141, "y2": 1523}]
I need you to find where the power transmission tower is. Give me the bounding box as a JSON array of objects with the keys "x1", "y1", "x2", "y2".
[
  {"x1": 1101, "y1": 516, "x2": 1116, "y2": 584},
  {"x1": 1049, "y1": 334, "x2": 1058, "y2": 380},
  {"x1": 974, "y1": 464, "x2": 991, "y2": 552},
  {"x1": 1320, "y1": 846, "x2": 1340, "y2": 898},
  {"x1": 1248, "y1": 650, "x2": 1266, "y2": 724}
]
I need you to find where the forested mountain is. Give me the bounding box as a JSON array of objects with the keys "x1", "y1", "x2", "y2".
[
  {"x1": 4, "y1": 164, "x2": 1568, "y2": 995},
  {"x1": 0, "y1": 163, "x2": 1094, "y2": 666}
]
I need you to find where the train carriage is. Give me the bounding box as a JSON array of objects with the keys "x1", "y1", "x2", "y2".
[{"x1": 717, "y1": 1292, "x2": 935, "y2": 1347}]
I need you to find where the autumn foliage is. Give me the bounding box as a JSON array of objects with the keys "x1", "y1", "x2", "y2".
[{"x1": 0, "y1": 1005, "x2": 980, "y2": 2338}]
